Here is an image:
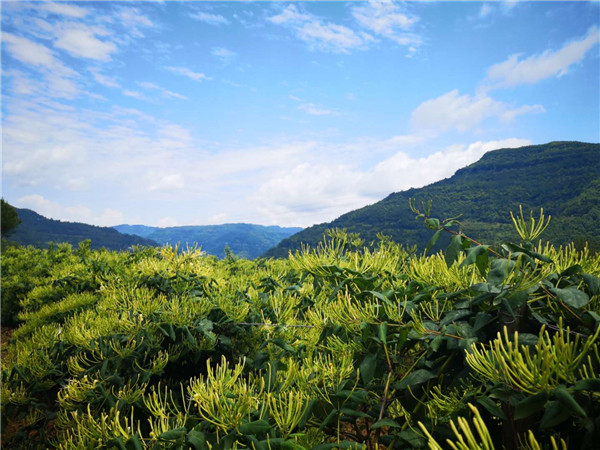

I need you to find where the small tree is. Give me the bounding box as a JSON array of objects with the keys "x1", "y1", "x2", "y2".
[{"x1": 1, "y1": 199, "x2": 21, "y2": 237}]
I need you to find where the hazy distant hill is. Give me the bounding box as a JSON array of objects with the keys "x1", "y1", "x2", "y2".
[
  {"x1": 264, "y1": 141, "x2": 600, "y2": 258},
  {"x1": 9, "y1": 208, "x2": 158, "y2": 250},
  {"x1": 114, "y1": 223, "x2": 303, "y2": 259}
]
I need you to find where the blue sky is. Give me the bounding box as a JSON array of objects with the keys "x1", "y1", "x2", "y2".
[{"x1": 2, "y1": 1, "x2": 599, "y2": 228}]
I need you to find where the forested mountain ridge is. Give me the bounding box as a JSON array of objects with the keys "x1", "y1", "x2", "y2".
[
  {"x1": 264, "y1": 141, "x2": 600, "y2": 258},
  {"x1": 114, "y1": 223, "x2": 303, "y2": 259},
  {"x1": 8, "y1": 208, "x2": 159, "y2": 250}
]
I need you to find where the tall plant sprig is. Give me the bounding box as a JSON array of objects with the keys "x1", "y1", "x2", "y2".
[{"x1": 511, "y1": 205, "x2": 551, "y2": 246}]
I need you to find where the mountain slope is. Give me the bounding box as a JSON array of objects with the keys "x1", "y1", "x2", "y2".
[
  {"x1": 264, "y1": 141, "x2": 600, "y2": 258},
  {"x1": 114, "y1": 223, "x2": 303, "y2": 259},
  {"x1": 9, "y1": 208, "x2": 159, "y2": 250}
]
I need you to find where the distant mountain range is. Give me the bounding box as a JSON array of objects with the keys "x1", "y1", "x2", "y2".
[
  {"x1": 9, "y1": 208, "x2": 158, "y2": 250},
  {"x1": 113, "y1": 224, "x2": 303, "y2": 259},
  {"x1": 6, "y1": 208, "x2": 302, "y2": 258},
  {"x1": 264, "y1": 141, "x2": 600, "y2": 258}
]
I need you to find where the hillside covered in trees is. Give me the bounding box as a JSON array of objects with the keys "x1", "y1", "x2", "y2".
[
  {"x1": 7, "y1": 208, "x2": 159, "y2": 251},
  {"x1": 265, "y1": 141, "x2": 600, "y2": 258}
]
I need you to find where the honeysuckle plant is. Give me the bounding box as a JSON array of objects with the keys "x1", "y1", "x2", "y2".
[{"x1": 1, "y1": 203, "x2": 598, "y2": 449}]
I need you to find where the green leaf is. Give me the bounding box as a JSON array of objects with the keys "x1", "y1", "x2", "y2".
[
  {"x1": 501, "y1": 243, "x2": 552, "y2": 263},
  {"x1": 187, "y1": 430, "x2": 208, "y2": 450},
  {"x1": 540, "y1": 400, "x2": 571, "y2": 428},
  {"x1": 459, "y1": 245, "x2": 490, "y2": 277},
  {"x1": 319, "y1": 409, "x2": 339, "y2": 431},
  {"x1": 583, "y1": 274, "x2": 600, "y2": 295},
  {"x1": 487, "y1": 259, "x2": 513, "y2": 286},
  {"x1": 396, "y1": 429, "x2": 427, "y2": 448},
  {"x1": 513, "y1": 392, "x2": 548, "y2": 420},
  {"x1": 553, "y1": 386, "x2": 587, "y2": 417},
  {"x1": 430, "y1": 334, "x2": 443, "y2": 352},
  {"x1": 477, "y1": 397, "x2": 506, "y2": 420},
  {"x1": 270, "y1": 338, "x2": 297, "y2": 355},
  {"x1": 425, "y1": 218, "x2": 440, "y2": 230},
  {"x1": 572, "y1": 378, "x2": 600, "y2": 392},
  {"x1": 445, "y1": 235, "x2": 464, "y2": 267},
  {"x1": 378, "y1": 321, "x2": 388, "y2": 345},
  {"x1": 426, "y1": 229, "x2": 443, "y2": 253},
  {"x1": 360, "y1": 353, "x2": 378, "y2": 385},
  {"x1": 371, "y1": 418, "x2": 402, "y2": 429},
  {"x1": 340, "y1": 408, "x2": 373, "y2": 420},
  {"x1": 549, "y1": 287, "x2": 590, "y2": 308},
  {"x1": 125, "y1": 435, "x2": 144, "y2": 450},
  {"x1": 239, "y1": 419, "x2": 271, "y2": 435},
  {"x1": 395, "y1": 369, "x2": 436, "y2": 390},
  {"x1": 440, "y1": 309, "x2": 471, "y2": 326},
  {"x1": 472, "y1": 313, "x2": 493, "y2": 333},
  {"x1": 313, "y1": 441, "x2": 363, "y2": 450},
  {"x1": 159, "y1": 427, "x2": 187, "y2": 441}
]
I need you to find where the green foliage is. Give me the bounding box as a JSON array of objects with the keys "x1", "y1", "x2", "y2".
[
  {"x1": 2, "y1": 204, "x2": 599, "y2": 449},
  {"x1": 1, "y1": 198, "x2": 21, "y2": 237},
  {"x1": 266, "y1": 141, "x2": 600, "y2": 258}
]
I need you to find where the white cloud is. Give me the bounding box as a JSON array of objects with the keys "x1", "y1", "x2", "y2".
[
  {"x1": 298, "y1": 102, "x2": 338, "y2": 116},
  {"x1": 352, "y1": 1, "x2": 420, "y2": 46},
  {"x1": 89, "y1": 68, "x2": 121, "y2": 88},
  {"x1": 268, "y1": 4, "x2": 374, "y2": 54},
  {"x1": 253, "y1": 138, "x2": 532, "y2": 227},
  {"x1": 147, "y1": 173, "x2": 185, "y2": 192},
  {"x1": 166, "y1": 66, "x2": 211, "y2": 82},
  {"x1": 298, "y1": 21, "x2": 374, "y2": 54},
  {"x1": 39, "y1": 2, "x2": 89, "y2": 18},
  {"x1": 485, "y1": 26, "x2": 600, "y2": 89},
  {"x1": 3, "y1": 32, "x2": 73, "y2": 75},
  {"x1": 479, "y1": 4, "x2": 493, "y2": 18},
  {"x1": 500, "y1": 104, "x2": 546, "y2": 123},
  {"x1": 212, "y1": 47, "x2": 236, "y2": 64},
  {"x1": 119, "y1": 7, "x2": 154, "y2": 29},
  {"x1": 411, "y1": 89, "x2": 544, "y2": 132},
  {"x1": 157, "y1": 217, "x2": 180, "y2": 227},
  {"x1": 138, "y1": 81, "x2": 188, "y2": 100},
  {"x1": 123, "y1": 90, "x2": 147, "y2": 100},
  {"x1": 268, "y1": 4, "x2": 312, "y2": 24},
  {"x1": 190, "y1": 11, "x2": 229, "y2": 25},
  {"x1": 16, "y1": 195, "x2": 125, "y2": 226},
  {"x1": 47, "y1": 73, "x2": 80, "y2": 99},
  {"x1": 54, "y1": 24, "x2": 117, "y2": 61}
]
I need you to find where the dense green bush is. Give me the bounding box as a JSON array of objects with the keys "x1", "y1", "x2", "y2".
[{"x1": 1, "y1": 207, "x2": 599, "y2": 449}]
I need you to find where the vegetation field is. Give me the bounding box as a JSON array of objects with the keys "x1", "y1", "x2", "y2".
[{"x1": 1, "y1": 205, "x2": 599, "y2": 449}]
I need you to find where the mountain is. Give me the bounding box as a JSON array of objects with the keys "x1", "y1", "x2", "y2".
[
  {"x1": 8, "y1": 208, "x2": 159, "y2": 250},
  {"x1": 264, "y1": 141, "x2": 600, "y2": 258},
  {"x1": 114, "y1": 223, "x2": 303, "y2": 259}
]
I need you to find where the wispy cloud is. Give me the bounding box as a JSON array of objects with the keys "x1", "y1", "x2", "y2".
[
  {"x1": 3, "y1": 32, "x2": 75, "y2": 76},
  {"x1": 411, "y1": 89, "x2": 544, "y2": 132},
  {"x1": 123, "y1": 90, "x2": 147, "y2": 101},
  {"x1": 298, "y1": 102, "x2": 338, "y2": 116},
  {"x1": 39, "y1": 2, "x2": 89, "y2": 18},
  {"x1": 138, "y1": 81, "x2": 188, "y2": 100},
  {"x1": 166, "y1": 66, "x2": 211, "y2": 82},
  {"x1": 54, "y1": 23, "x2": 117, "y2": 61},
  {"x1": 211, "y1": 47, "x2": 237, "y2": 64},
  {"x1": 484, "y1": 26, "x2": 600, "y2": 90},
  {"x1": 351, "y1": 1, "x2": 421, "y2": 47},
  {"x1": 268, "y1": 4, "x2": 374, "y2": 54},
  {"x1": 89, "y1": 68, "x2": 120, "y2": 88},
  {"x1": 190, "y1": 11, "x2": 230, "y2": 25}
]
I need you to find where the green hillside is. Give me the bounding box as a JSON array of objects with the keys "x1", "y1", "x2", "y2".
[
  {"x1": 115, "y1": 223, "x2": 303, "y2": 259},
  {"x1": 265, "y1": 141, "x2": 600, "y2": 258},
  {"x1": 8, "y1": 208, "x2": 158, "y2": 250}
]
